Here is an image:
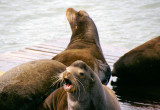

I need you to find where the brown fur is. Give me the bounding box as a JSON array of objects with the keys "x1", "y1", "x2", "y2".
[
  {"x1": 0, "y1": 71, "x2": 3, "y2": 76},
  {"x1": 52, "y1": 8, "x2": 111, "y2": 84},
  {"x1": 0, "y1": 60, "x2": 66, "y2": 110},
  {"x1": 112, "y1": 36, "x2": 160, "y2": 85},
  {"x1": 40, "y1": 60, "x2": 121, "y2": 110}
]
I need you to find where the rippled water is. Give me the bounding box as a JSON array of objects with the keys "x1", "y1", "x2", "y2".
[
  {"x1": 0, "y1": 0, "x2": 160, "y2": 109},
  {"x1": 0, "y1": 0, "x2": 160, "y2": 53}
]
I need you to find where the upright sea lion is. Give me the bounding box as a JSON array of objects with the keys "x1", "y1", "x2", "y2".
[
  {"x1": 112, "y1": 36, "x2": 160, "y2": 85},
  {"x1": 0, "y1": 60, "x2": 66, "y2": 110},
  {"x1": 52, "y1": 8, "x2": 111, "y2": 84},
  {"x1": 40, "y1": 60, "x2": 121, "y2": 110}
]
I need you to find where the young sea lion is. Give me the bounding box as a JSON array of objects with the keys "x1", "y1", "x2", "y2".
[
  {"x1": 52, "y1": 8, "x2": 111, "y2": 84},
  {"x1": 40, "y1": 60, "x2": 121, "y2": 110}
]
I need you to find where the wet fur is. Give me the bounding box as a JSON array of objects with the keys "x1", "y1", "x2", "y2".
[
  {"x1": 52, "y1": 8, "x2": 111, "y2": 84},
  {"x1": 0, "y1": 60, "x2": 66, "y2": 110},
  {"x1": 40, "y1": 60, "x2": 121, "y2": 110},
  {"x1": 112, "y1": 36, "x2": 160, "y2": 85}
]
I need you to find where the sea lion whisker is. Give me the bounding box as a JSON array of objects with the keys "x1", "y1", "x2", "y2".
[
  {"x1": 50, "y1": 78, "x2": 62, "y2": 88},
  {"x1": 51, "y1": 77, "x2": 59, "y2": 82},
  {"x1": 55, "y1": 78, "x2": 63, "y2": 88},
  {"x1": 74, "y1": 78, "x2": 81, "y2": 100},
  {"x1": 76, "y1": 78, "x2": 86, "y2": 94},
  {"x1": 51, "y1": 76, "x2": 60, "y2": 82},
  {"x1": 51, "y1": 73, "x2": 63, "y2": 80},
  {"x1": 50, "y1": 73, "x2": 64, "y2": 88},
  {"x1": 75, "y1": 80, "x2": 81, "y2": 100},
  {"x1": 51, "y1": 74, "x2": 59, "y2": 79},
  {"x1": 51, "y1": 77, "x2": 60, "y2": 86},
  {"x1": 60, "y1": 78, "x2": 64, "y2": 86},
  {"x1": 72, "y1": 77, "x2": 79, "y2": 96},
  {"x1": 51, "y1": 75, "x2": 58, "y2": 78},
  {"x1": 50, "y1": 78, "x2": 59, "y2": 86},
  {"x1": 77, "y1": 82, "x2": 81, "y2": 101},
  {"x1": 75, "y1": 81, "x2": 79, "y2": 95},
  {"x1": 50, "y1": 82, "x2": 58, "y2": 88},
  {"x1": 56, "y1": 78, "x2": 64, "y2": 88}
]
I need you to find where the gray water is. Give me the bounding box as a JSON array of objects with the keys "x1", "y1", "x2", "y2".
[
  {"x1": 0, "y1": 0, "x2": 160, "y2": 53},
  {"x1": 0, "y1": 0, "x2": 160, "y2": 109}
]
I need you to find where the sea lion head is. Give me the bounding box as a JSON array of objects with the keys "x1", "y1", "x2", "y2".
[
  {"x1": 61, "y1": 60, "x2": 95, "y2": 93},
  {"x1": 66, "y1": 8, "x2": 100, "y2": 45}
]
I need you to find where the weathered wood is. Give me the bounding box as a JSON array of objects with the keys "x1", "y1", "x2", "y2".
[
  {"x1": 0, "y1": 39, "x2": 128, "y2": 72},
  {"x1": 1, "y1": 39, "x2": 159, "y2": 110}
]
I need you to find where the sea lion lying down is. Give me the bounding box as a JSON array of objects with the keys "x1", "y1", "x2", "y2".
[
  {"x1": 112, "y1": 36, "x2": 160, "y2": 85},
  {"x1": 40, "y1": 60, "x2": 121, "y2": 110},
  {"x1": 0, "y1": 60, "x2": 66, "y2": 110}
]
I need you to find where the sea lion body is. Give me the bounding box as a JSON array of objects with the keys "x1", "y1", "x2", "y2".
[
  {"x1": 52, "y1": 8, "x2": 111, "y2": 84},
  {"x1": 0, "y1": 59, "x2": 66, "y2": 110},
  {"x1": 112, "y1": 36, "x2": 160, "y2": 85},
  {"x1": 0, "y1": 70, "x2": 4, "y2": 76},
  {"x1": 40, "y1": 60, "x2": 121, "y2": 110}
]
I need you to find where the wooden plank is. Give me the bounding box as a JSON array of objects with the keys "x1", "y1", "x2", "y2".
[
  {"x1": 25, "y1": 47, "x2": 60, "y2": 54},
  {"x1": 12, "y1": 51, "x2": 52, "y2": 59},
  {"x1": 35, "y1": 44, "x2": 65, "y2": 51},
  {"x1": 0, "y1": 39, "x2": 128, "y2": 72},
  {"x1": 45, "y1": 39, "x2": 69, "y2": 48},
  {"x1": 20, "y1": 49, "x2": 54, "y2": 57}
]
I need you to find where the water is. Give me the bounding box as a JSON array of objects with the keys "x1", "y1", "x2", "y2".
[
  {"x1": 0, "y1": 0, "x2": 160, "y2": 109},
  {"x1": 0, "y1": 0, "x2": 160, "y2": 53}
]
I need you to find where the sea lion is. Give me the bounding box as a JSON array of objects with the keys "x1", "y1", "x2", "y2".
[
  {"x1": 112, "y1": 36, "x2": 160, "y2": 85},
  {"x1": 52, "y1": 8, "x2": 111, "y2": 84},
  {"x1": 0, "y1": 59, "x2": 66, "y2": 110},
  {"x1": 0, "y1": 70, "x2": 4, "y2": 76},
  {"x1": 40, "y1": 60, "x2": 121, "y2": 110}
]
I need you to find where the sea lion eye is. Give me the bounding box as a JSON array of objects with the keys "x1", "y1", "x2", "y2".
[{"x1": 80, "y1": 72, "x2": 84, "y2": 76}]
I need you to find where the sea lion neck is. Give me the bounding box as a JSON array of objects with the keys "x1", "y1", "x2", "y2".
[
  {"x1": 66, "y1": 8, "x2": 101, "y2": 48},
  {"x1": 67, "y1": 90, "x2": 90, "y2": 101},
  {"x1": 67, "y1": 90, "x2": 92, "y2": 110},
  {"x1": 69, "y1": 18, "x2": 100, "y2": 46}
]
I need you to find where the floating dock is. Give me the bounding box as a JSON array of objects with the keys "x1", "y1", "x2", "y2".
[
  {"x1": 0, "y1": 39, "x2": 128, "y2": 72},
  {"x1": 1, "y1": 39, "x2": 159, "y2": 110}
]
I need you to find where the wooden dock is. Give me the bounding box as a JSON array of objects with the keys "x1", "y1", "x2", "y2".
[
  {"x1": 1, "y1": 39, "x2": 160, "y2": 110},
  {"x1": 0, "y1": 39, "x2": 128, "y2": 72},
  {"x1": 0, "y1": 38, "x2": 130, "y2": 109}
]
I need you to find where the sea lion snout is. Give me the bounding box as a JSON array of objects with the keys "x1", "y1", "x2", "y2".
[
  {"x1": 66, "y1": 8, "x2": 77, "y2": 15},
  {"x1": 66, "y1": 8, "x2": 89, "y2": 22},
  {"x1": 62, "y1": 69, "x2": 75, "y2": 92},
  {"x1": 66, "y1": 8, "x2": 77, "y2": 22},
  {"x1": 66, "y1": 8, "x2": 78, "y2": 31},
  {"x1": 63, "y1": 71, "x2": 71, "y2": 78}
]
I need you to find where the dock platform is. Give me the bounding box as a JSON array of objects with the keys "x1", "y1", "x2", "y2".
[
  {"x1": 0, "y1": 39, "x2": 159, "y2": 110},
  {"x1": 0, "y1": 39, "x2": 128, "y2": 72}
]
